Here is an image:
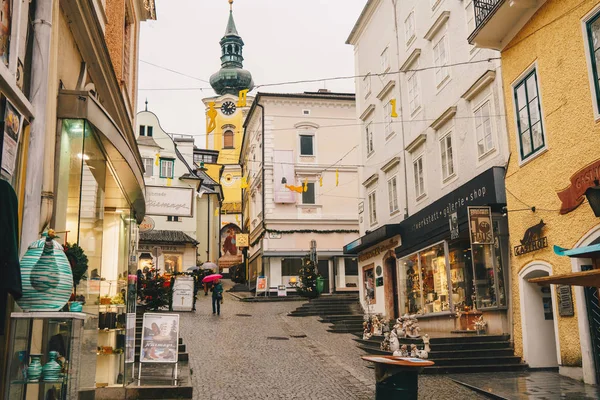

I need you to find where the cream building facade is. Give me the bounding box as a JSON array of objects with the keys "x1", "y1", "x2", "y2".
[
  {"x1": 241, "y1": 91, "x2": 360, "y2": 293},
  {"x1": 345, "y1": 0, "x2": 512, "y2": 334}
]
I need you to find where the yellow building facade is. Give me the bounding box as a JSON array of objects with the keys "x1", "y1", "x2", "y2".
[{"x1": 471, "y1": 0, "x2": 600, "y2": 385}]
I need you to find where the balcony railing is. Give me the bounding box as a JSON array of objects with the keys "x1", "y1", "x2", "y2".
[{"x1": 474, "y1": 0, "x2": 504, "y2": 28}]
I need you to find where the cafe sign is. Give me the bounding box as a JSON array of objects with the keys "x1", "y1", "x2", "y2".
[
  {"x1": 514, "y1": 220, "x2": 548, "y2": 256},
  {"x1": 558, "y1": 159, "x2": 600, "y2": 214},
  {"x1": 358, "y1": 238, "x2": 399, "y2": 262},
  {"x1": 139, "y1": 216, "x2": 155, "y2": 232}
]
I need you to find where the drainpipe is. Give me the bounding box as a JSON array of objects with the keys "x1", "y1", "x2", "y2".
[
  {"x1": 207, "y1": 194, "x2": 211, "y2": 261},
  {"x1": 391, "y1": 0, "x2": 410, "y2": 219},
  {"x1": 21, "y1": 0, "x2": 54, "y2": 251},
  {"x1": 256, "y1": 102, "x2": 266, "y2": 278}
]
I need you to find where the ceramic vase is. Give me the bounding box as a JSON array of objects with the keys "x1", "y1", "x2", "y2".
[
  {"x1": 42, "y1": 351, "x2": 62, "y2": 382},
  {"x1": 27, "y1": 354, "x2": 43, "y2": 382},
  {"x1": 16, "y1": 235, "x2": 74, "y2": 311},
  {"x1": 69, "y1": 301, "x2": 82, "y2": 312}
]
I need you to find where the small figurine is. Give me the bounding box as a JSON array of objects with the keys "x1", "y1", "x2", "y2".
[
  {"x1": 410, "y1": 344, "x2": 418, "y2": 357},
  {"x1": 393, "y1": 344, "x2": 409, "y2": 357},
  {"x1": 422, "y1": 334, "x2": 431, "y2": 353},
  {"x1": 380, "y1": 332, "x2": 391, "y2": 352},
  {"x1": 362, "y1": 321, "x2": 372, "y2": 340},
  {"x1": 389, "y1": 330, "x2": 400, "y2": 353}
]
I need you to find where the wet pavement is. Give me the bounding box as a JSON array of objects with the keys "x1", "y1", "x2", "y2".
[{"x1": 450, "y1": 371, "x2": 600, "y2": 399}]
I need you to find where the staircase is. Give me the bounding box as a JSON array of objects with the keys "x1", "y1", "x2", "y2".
[
  {"x1": 354, "y1": 333, "x2": 529, "y2": 374},
  {"x1": 288, "y1": 293, "x2": 364, "y2": 334}
]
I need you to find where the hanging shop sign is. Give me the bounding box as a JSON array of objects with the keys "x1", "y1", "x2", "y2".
[
  {"x1": 236, "y1": 233, "x2": 249, "y2": 248},
  {"x1": 358, "y1": 238, "x2": 399, "y2": 262},
  {"x1": 125, "y1": 313, "x2": 136, "y2": 363},
  {"x1": 557, "y1": 159, "x2": 600, "y2": 214},
  {"x1": 468, "y1": 206, "x2": 493, "y2": 245},
  {"x1": 449, "y1": 211, "x2": 459, "y2": 240},
  {"x1": 513, "y1": 220, "x2": 548, "y2": 256},
  {"x1": 145, "y1": 186, "x2": 194, "y2": 217},
  {"x1": 140, "y1": 313, "x2": 180, "y2": 363},
  {"x1": 557, "y1": 284, "x2": 574, "y2": 317},
  {"x1": 172, "y1": 276, "x2": 194, "y2": 312},
  {"x1": 139, "y1": 216, "x2": 155, "y2": 233},
  {"x1": 0, "y1": 100, "x2": 22, "y2": 179}
]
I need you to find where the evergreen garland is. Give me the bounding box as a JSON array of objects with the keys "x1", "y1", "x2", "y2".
[
  {"x1": 249, "y1": 228, "x2": 360, "y2": 247},
  {"x1": 295, "y1": 256, "x2": 320, "y2": 299},
  {"x1": 63, "y1": 242, "x2": 88, "y2": 290}
]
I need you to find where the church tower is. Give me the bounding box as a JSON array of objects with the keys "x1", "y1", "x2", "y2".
[{"x1": 203, "y1": 0, "x2": 253, "y2": 271}]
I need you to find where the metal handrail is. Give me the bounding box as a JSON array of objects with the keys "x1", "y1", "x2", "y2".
[{"x1": 473, "y1": 0, "x2": 504, "y2": 28}]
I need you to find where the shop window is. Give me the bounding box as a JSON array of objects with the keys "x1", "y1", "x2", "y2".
[
  {"x1": 223, "y1": 130, "x2": 234, "y2": 149},
  {"x1": 302, "y1": 182, "x2": 315, "y2": 204},
  {"x1": 472, "y1": 244, "x2": 497, "y2": 308},
  {"x1": 159, "y1": 158, "x2": 174, "y2": 178},
  {"x1": 143, "y1": 158, "x2": 153, "y2": 177},
  {"x1": 363, "y1": 264, "x2": 376, "y2": 304},
  {"x1": 345, "y1": 257, "x2": 359, "y2": 275},
  {"x1": 299, "y1": 134, "x2": 314, "y2": 156},
  {"x1": 448, "y1": 241, "x2": 474, "y2": 311},
  {"x1": 282, "y1": 258, "x2": 303, "y2": 276},
  {"x1": 164, "y1": 253, "x2": 182, "y2": 273},
  {"x1": 514, "y1": 68, "x2": 545, "y2": 161},
  {"x1": 0, "y1": 0, "x2": 10, "y2": 67},
  {"x1": 139, "y1": 125, "x2": 146, "y2": 136}
]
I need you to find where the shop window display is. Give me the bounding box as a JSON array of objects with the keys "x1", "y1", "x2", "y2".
[
  {"x1": 163, "y1": 254, "x2": 182, "y2": 274},
  {"x1": 472, "y1": 244, "x2": 496, "y2": 308},
  {"x1": 448, "y1": 242, "x2": 474, "y2": 311},
  {"x1": 420, "y1": 243, "x2": 449, "y2": 313},
  {"x1": 363, "y1": 265, "x2": 376, "y2": 304},
  {"x1": 399, "y1": 253, "x2": 421, "y2": 314},
  {"x1": 493, "y1": 220, "x2": 507, "y2": 307}
]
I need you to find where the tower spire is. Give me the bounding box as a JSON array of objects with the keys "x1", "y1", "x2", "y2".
[{"x1": 229, "y1": 0, "x2": 233, "y2": 11}]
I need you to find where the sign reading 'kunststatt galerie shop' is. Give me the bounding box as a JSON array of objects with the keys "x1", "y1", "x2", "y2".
[{"x1": 146, "y1": 186, "x2": 194, "y2": 217}]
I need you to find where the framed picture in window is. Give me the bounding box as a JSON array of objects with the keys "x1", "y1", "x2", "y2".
[
  {"x1": 0, "y1": 0, "x2": 10, "y2": 66},
  {"x1": 363, "y1": 264, "x2": 376, "y2": 304}
]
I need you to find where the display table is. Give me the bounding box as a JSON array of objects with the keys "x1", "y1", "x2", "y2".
[{"x1": 361, "y1": 356, "x2": 434, "y2": 400}]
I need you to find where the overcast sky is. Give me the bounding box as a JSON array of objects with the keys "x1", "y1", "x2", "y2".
[{"x1": 136, "y1": 0, "x2": 366, "y2": 145}]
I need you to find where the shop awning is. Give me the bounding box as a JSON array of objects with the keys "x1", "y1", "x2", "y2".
[
  {"x1": 57, "y1": 90, "x2": 146, "y2": 223},
  {"x1": 554, "y1": 244, "x2": 600, "y2": 258},
  {"x1": 343, "y1": 224, "x2": 402, "y2": 255},
  {"x1": 139, "y1": 230, "x2": 199, "y2": 246},
  {"x1": 528, "y1": 269, "x2": 600, "y2": 287}
]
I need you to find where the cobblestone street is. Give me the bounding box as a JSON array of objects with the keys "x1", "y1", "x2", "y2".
[{"x1": 179, "y1": 282, "x2": 485, "y2": 400}]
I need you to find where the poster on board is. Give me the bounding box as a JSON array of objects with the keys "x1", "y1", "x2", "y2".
[
  {"x1": 1, "y1": 100, "x2": 21, "y2": 178},
  {"x1": 467, "y1": 206, "x2": 493, "y2": 245},
  {"x1": 256, "y1": 276, "x2": 268, "y2": 295},
  {"x1": 125, "y1": 313, "x2": 136, "y2": 363},
  {"x1": 140, "y1": 313, "x2": 179, "y2": 363},
  {"x1": 172, "y1": 276, "x2": 194, "y2": 312}
]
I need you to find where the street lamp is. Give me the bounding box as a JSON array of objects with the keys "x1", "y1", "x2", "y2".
[{"x1": 585, "y1": 180, "x2": 600, "y2": 217}]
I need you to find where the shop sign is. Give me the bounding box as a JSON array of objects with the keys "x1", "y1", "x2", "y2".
[
  {"x1": 277, "y1": 285, "x2": 287, "y2": 297},
  {"x1": 140, "y1": 313, "x2": 179, "y2": 363},
  {"x1": 236, "y1": 233, "x2": 249, "y2": 248},
  {"x1": 513, "y1": 220, "x2": 548, "y2": 256},
  {"x1": 139, "y1": 245, "x2": 179, "y2": 252},
  {"x1": 172, "y1": 276, "x2": 194, "y2": 312},
  {"x1": 468, "y1": 207, "x2": 493, "y2": 245},
  {"x1": 557, "y1": 284, "x2": 574, "y2": 317},
  {"x1": 557, "y1": 159, "x2": 600, "y2": 214},
  {"x1": 375, "y1": 277, "x2": 383, "y2": 287},
  {"x1": 358, "y1": 238, "x2": 399, "y2": 262},
  {"x1": 139, "y1": 216, "x2": 155, "y2": 232},
  {"x1": 0, "y1": 100, "x2": 22, "y2": 178},
  {"x1": 256, "y1": 276, "x2": 268, "y2": 294},
  {"x1": 146, "y1": 186, "x2": 194, "y2": 217},
  {"x1": 448, "y1": 211, "x2": 459, "y2": 240}
]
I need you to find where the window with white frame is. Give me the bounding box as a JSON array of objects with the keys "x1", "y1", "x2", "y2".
[
  {"x1": 440, "y1": 133, "x2": 455, "y2": 180},
  {"x1": 302, "y1": 182, "x2": 316, "y2": 204},
  {"x1": 405, "y1": 11, "x2": 415, "y2": 45},
  {"x1": 366, "y1": 122, "x2": 374, "y2": 155},
  {"x1": 159, "y1": 158, "x2": 174, "y2": 179},
  {"x1": 388, "y1": 175, "x2": 399, "y2": 214},
  {"x1": 474, "y1": 101, "x2": 494, "y2": 157},
  {"x1": 368, "y1": 191, "x2": 377, "y2": 226},
  {"x1": 381, "y1": 47, "x2": 390, "y2": 73},
  {"x1": 363, "y1": 73, "x2": 371, "y2": 97},
  {"x1": 433, "y1": 35, "x2": 449, "y2": 86},
  {"x1": 383, "y1": 99, "x2": 394, "y2": 138},
  {"x1": 413, "y1": 156, "x2": 425, "y2": 198},
  {"x1": 143, "y1": 158, "x2": 154, "y2": 177},
  {"x1": 407, "y1": 70, "x2": 420, "y2": 114},
  {"x1": 299, "y1": 134, "x2": 314, "y2": 156},
  {"x1": 514, "y1": 69, "x2": 545, "y2": 160}
]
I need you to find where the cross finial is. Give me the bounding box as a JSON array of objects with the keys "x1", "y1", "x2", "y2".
[
  {"x1": 145, "y1": 98, "x2": 148, "y2": 111},
  {"x1": 229, "y1": 0, "x2": 233, "y2": 11}
]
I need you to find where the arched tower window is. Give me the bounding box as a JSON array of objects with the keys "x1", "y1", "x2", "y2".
[
  {"x1": 234, "y1": 44, "x2": 239, "y2": 54},
  {"x1": 227, "y1": 44, "x2": 232, "y2": 54},
  {"x1": 223, "y1": 130, "x2": 234, "y2": 149}
]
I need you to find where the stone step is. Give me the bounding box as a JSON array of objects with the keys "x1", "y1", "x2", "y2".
[
  {"x1": 326, "y1": 327, "x2": 364, "y2": 334},
  {"x1": 358, "y1": 334, "x2": 510, "y2": 345},
  {"x1": 135, "y1": 344, "x2": 186, "y2": 353},
  {"x1": 319, "y1": 315, "x2": 365, "y2": 323},
  {"x1": 421, "y1": 363, "x2": 529, "y2": 375},
  {"x1": 134, "y1": 353, "x2": 189, "y2": 362},
  {"x1": 431, "y1": 356, "x2": 522, "y2": 367}
]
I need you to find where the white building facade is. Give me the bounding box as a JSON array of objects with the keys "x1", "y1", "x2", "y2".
[
  {"x1": 345, "y1": 0, "x2": 512, "y2": 334},
  {"x1": 241, "y1": 91, "x2": 361, "y2": 293}
]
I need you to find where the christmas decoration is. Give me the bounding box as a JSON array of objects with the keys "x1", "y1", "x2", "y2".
[
  {"x1": 154, "y1": 152, "x2": 160, "y2": 166},
  {"x1": 240, "y1": 176, "x2": 248, "y2": 189},
  {"x1": 237, "y1": 89, "x2": 249, "y2": 107},
  {"x1": 390, "y1": 99, "x2": 398, "y2": 118},
  {"x1": 63, "y1": 242, "x2": 88, "y2": 292},
  {"x1": 285, "y1": 184, "x2": 303, "y2": 193},
  {"x1": 293, "y1": 255, "x2": 320, "y2": 299},
  {"x1": 249, "y1": 228, "x2": 359, "y2": 247},
  {"x1": 319, "y1": 176, "x2": 323, "y2": 187},
  {"x1": 335, "y1": 169, "x2": 339, "y2": 186},
  {"x1": 137, "y1": 273, "x2": 170, "y2": 311},
  {"x1": 166, "y1": 177, "x2": 172, "y2": 186},
  {"x1": 206, "y1": 101, "x2": 217, "y2": 133},
  {"x1": 303, "y1": 178, "x2": 308, "y2": 192}
]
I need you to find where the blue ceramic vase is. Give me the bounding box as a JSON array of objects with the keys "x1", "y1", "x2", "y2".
[
  {"x1": 69, "y1": 301, "x2": 82, "y2": 312},
  {"x1": 27, "y1": 354, "x2": 42, "y2": 382},
  {"x1": 16, "y1": 234, "x2": 74, "y2": 311},
  {"x1": 42, "y1": 351, "x2": 62, "y2": 381}
]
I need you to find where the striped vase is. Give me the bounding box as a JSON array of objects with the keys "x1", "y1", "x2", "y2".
[{"x1": 16, "y1": 236, "x2": 74, "y2": 311}]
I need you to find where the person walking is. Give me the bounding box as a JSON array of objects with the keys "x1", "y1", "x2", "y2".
[{"x1": 212, "y1": 279, "x2": 224, "y2": 316}]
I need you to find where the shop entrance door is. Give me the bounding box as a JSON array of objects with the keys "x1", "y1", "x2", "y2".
[
  {"x1": 582, "y1": 265, "x2": 600, "y2": 385},
  {"x1": 384, "y1": 256, "x2": 400, "y2": 319},
  {"x1": 318, "y1": 260, "x2": 330, "y2": 294}
]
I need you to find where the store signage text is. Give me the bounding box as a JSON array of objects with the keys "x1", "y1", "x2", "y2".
[
  {"x1": 139, "y1": 245, "x2": 180, "y2": 252},
  {"x1": 468, "y1": 207, "x2": 493, "y2": 245},
  {"x1": 146, "y1": 186, "x2": 194, "y2": 217},
  {"x1": 358, "y1": 238, "x2": 399, "y2": 262},
  {"x1": 514, "y1": 220, "x2": 548, "y2": 256},
  {"x1": 139, "y1": 216, "x2": 155, "y2": 232},
  {"x1": 557, "y1": 159, "x2": 600, "y2": 214}
]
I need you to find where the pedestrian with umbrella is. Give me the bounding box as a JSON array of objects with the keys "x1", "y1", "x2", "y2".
[
  {"x1": 201, "y1": 262, "x2": 218, "y2": 296},
  {"x1": 202, "y1": 274, "x2": 224, "y2": 315}
]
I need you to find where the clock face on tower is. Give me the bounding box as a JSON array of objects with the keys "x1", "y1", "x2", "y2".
[{"x1": 221, "y1": 101, "x2": 236, "y2": 116}]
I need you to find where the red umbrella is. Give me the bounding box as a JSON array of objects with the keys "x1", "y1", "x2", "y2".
[{"x1": 202, "y1": 273, "x2": 223, "y2": 283}]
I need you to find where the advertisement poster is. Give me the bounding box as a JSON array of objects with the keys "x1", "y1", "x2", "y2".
[
  {"x1": 256, "y1": 276, "x2": 267, "y2": 294},
  {"x1": 1, "y1": 100, "x2": 21, "y2": 178},
  {"x1": 172, "y1": 276, "x2": 194, "y2": 312},
  {"x1": 125, "y1": 313, "x2": 136, "y2": 363},
  {"x1": 467, "y1": 206, "x2": 493, "y2": 245},
  {"x1": 0, "y1": 0, "x2": 10, "y2": 66},
  {"x1": 448, "y1": 211, "x2": 459, "y2": 240},
  {"x1": 140, "y1": 313, "x2": 179, "y2": 363},
  {"x1": 145, "y1": 186, "x2": 194, "y2": 217},
  {"x1": 218, "y1": 223, "x2": 242, "y2": 269}
]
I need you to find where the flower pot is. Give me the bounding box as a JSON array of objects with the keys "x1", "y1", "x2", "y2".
[
  {"x1": 16, "y1": 236, "x2": 73, "y2": 311},
  {"x1": 42, "y1": 351, "x2": 62, "y2": 382},
  {"x1": 27, "y1": 354, "x2": 43, "y2": 382}
]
